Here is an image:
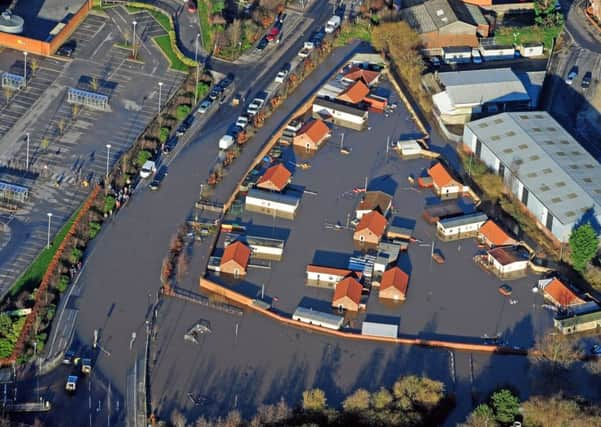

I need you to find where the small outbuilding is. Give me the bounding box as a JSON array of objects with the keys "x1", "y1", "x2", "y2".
[
  {"x1": 220, "y1": 241, "x2": 251, "y2": 277},
  {"x1": 538, "y1": 277, "x2": 586, "y2": 309},
  {"x1": 519, "y1": 42, "x2": 544, "y2": 57},
  {"x1": 378, "y1": 267, "x2": 409, "y2": 301},
  {"x1": 293, "y1": 306, "x2": 344, "y2": 330},
  {"x1": 354, "y1": 210, "x2": 388, "y2": 246},
  {"x1": 484, "y1": 245, "x2": 530, "y2": 278},
  {"x1": 245, "y1": 188, "x2": 300, "y2": 220},
  {"x1": 361, "y1": 321, "x2": 398, "y2": 338},
  {"x1": 428, "y1": 162, "x2": 464, "y2": 198},
  {"x1": 478, "y1": 219, "x2": 517, "y2": 247},
  {"x1": 554, "y1": 309, "x2": 601, "y2": 335},
  {"x1": 256, "y1": 163, "x2": 292, "y2": 192},
  {"x1": 387, "y1": 217, "x2": 415, "y2": 240},
  {"x1": 306, "y1": 265, "x2": 356, "y2": 288},
  {"x1": 356, "y1": 190, "x2": 393, "y2": 219},
  {"x1": 312, "y1": 97, "x2": 368, "y2": 131},
  {"x1": 437, "y1": 212, "x2": 488, "y2": 240},
  {"x1": 292, "y1": 119, "x2": 331, "y2": 151},
  {"x1": 332, "y1": 277, "x2": 363, "y2": 312}
]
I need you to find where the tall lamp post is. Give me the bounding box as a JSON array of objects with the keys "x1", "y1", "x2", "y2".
[
  {"x1": 194, "y1": 33, "x2": 201, "y2": 106},
  {"x1": 46, "y1": 213, "x2": 52, "y2": 249},
  {"x1": 132, "y1": 20, "x2": 137, "y2": 59},
  {"x1": 23, "y1": 52, "x2": 28, "y2": 86},
  {"x1": 25, "y1": 132, "x2": 30, "y2": 171},
  {"x1": 158, "y1": 81, "x2": 163, "y2": 114},
  {"x1": 105, "y1": 144, "x2": 111, "y2": 177}
]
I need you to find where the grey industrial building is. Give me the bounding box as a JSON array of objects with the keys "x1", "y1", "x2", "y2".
[{"x1": 463, "y1": 112, "x2": 601, "y2": 242}]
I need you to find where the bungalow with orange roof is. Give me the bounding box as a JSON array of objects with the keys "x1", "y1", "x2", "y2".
[
  {"x1": 332, "y1": 277, "x2": 364, "y2": 311},
  {"x1": 220, "y1": 241, "x2": 251, "y2": 277},
  {"x1": 342, "y1": 66, "x2": 380, "y2": 87},
  {"x1": 478, "y1": 219, "x2": 517, "y2": 247},
  {"x1": 353, "y1": 210, "x2": 388, "y2": 246},
  {"x1": 378, "y1": 267, "x2": 409, "y2": 301},
  {"x1": 538, "y1": 277, "x2": 586, "y2": 309},
  {"x1": 428, "y1": 162, "x2": 465, "y2": 198},
  {"x1": 256, "y1": 163, "x2": 292, "y2": 192},
  {"x1": 337, "y1": 80, "x2": 370, "y2": 105},
  {"x1": 293, "y1": 119, "x2": 331, "y2": 151},
  {"x1": 306, "y1": 265, "x2": 358, "y2": 289}
]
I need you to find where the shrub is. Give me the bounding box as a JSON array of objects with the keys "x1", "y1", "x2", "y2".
[
  {"x1": 56, "y1": 275, "x2": 69, "y2": 293},
  {"x1": 569, "y1": 223, "x2": 599, "y2": 272},
  {"x1": 136, "y1": 150, "x2": 152, "y2": 166},
  {"x1": 159, "y1": 127, "x2": 170, "y2": 143},
  {"x1": 46, "y1": 304, "x2": 56, "y2": 322},
  {"x1": 176, "y1": 104, "x2": 191, "y2": 120},
  {"x1": 88, "y1": 222, "x2": 101, "y2": 239},
  {"x1": 196, "y1": 82, "x2": 210, "y2": 100},
  {"x1": 69, "y1": 248, "x2": 83, "y2": 265},
  {"x1": 490, "y1": 389, "x2": 520, "y2": 424},
  {"x1": 104, "y1": 195, "x2": 116, "y2": 213}
]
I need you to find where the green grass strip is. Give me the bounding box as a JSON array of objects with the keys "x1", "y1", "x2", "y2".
[
  {"x1": 197, "y1": 0, "x2": 213, "y2": 51},
  {"x1": 153, "y1": 35, "x2": 189, "y2": 71},
  {"x1": 9, "y1": 208, "x2": 81, "y2": 298}
]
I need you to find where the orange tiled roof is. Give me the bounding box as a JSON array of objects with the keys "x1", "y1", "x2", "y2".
[
  {"x1": 428, "y1": 163, "x2": 456, "y2": 188},
  {"x1": 380, "y1": 267, "x2": 409, "y2": 295},
  {"x1": 333, "y1": 277, "x2": 362, "y2": 305},
  {"x1": 356, "y1": 210, "x2": 387, "y2": 237},
  {"x1": 221, "y1": 241, "x2": 251, "y2": 270},
  {"x1": 296, "y1": 119, "x2": 330, "y2": 144},
  {"x1": 343, "y1": 66, "x2": 380, "y2": 86},
  {"x1": 543, "y1": 278, "x2": 585, "y2": 307},
  {"x1": 479, "y1": 220, "x2": 516, "y2": 247},
  {"x1": 307, "y1": 265, "x2": 352, "y2": 277},
  {"x1": 337, "y1": 80, "x2": 370, "y2": 104},
  {"x1": 421, "y1": 33, "x2": 479, "y2": 49},
  {"x1": 257, "y1": 163, "x2": 291, "y2": 191}
]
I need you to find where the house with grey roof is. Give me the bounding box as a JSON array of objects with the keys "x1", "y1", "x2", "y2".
[
  {"x1": 463, "y1": 112, "x2": 601, "y2": 242},
  {"x1": 433, "y1": 68, "x2": 537, "y2": 125},
  {"x1": 402, "y1": 0, "x2": 489, "y2": 52}
]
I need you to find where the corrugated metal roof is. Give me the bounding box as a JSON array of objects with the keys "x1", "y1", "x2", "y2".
[
  {"x1": 439, "y1": 212, "x2": 488, "y2": 228},
  {"x1": 293, "y1": 306, "x2": 344, "y2": 328},
  {"x1": 466, "y1": 112, "x2": 601, "y2": 225},
  {"x1": 361, "y1": 321, "x2": 399, "y2": 338},
  {"x1": 438, "y1": 68, "x2": 530, "y2": 107}
]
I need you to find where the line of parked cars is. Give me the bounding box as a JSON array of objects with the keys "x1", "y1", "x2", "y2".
[
  {"x1": 257, "y1": 12, "x2": 287, "y2": 51},
  {"x1": 565, "y1": 66, "x2": 593, "y2": 89}
]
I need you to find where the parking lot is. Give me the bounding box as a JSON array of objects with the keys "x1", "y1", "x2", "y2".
[
  {"x1": 0, "y1": 11, "x2": 185, "y2": 295},
  {"x1": 207, "y1": 79, "x2": 554, "y2": 349}
]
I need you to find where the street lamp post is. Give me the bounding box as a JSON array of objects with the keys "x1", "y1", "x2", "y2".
[
  {"x1": 132, "y1": 20, "x2": 137, "y2": 59},
  {"x1": 158, "y1": 81, "x2": 163, "y2": 114},
  {"x1": 46, "y1": 213, "x2": 52, "y2": 249},
  {"x1": 105, "y1": 144, "x2": 111, "y2": 177},
  {"x1": 194, "y1": 34, "x2": 201, "y2": 106},
  {"x1": 23, "y1": 52, "x2": 28, "y2": 86},
  {"x1": 25, "y1": 132, "x2": 30, "y2": 171}
]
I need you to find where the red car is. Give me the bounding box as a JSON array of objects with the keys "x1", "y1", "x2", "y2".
[
  {"x1": 266, "y1": 27, "x2": 280, "y2": 42},
  {"x1": 187, "y1": 0, "x2": 197, "y2": 13}
]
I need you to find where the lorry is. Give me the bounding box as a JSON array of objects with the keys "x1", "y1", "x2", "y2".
[
  {"x1": 325, "y1": 16, "x2": 341, "y2": 33},
  {"x1": 298, "y1": 41, "x2": 314, "y2": 58},
  {"x1": 65, "y1": 375, "x2": 78, "y2": 392}
]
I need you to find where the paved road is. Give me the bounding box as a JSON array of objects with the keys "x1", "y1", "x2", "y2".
[{"x1": 561, "y1": 0, "x2": 601, "y2": 54}]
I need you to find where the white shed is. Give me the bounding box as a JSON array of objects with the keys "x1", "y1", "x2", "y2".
[
  {"x1": 292, "y1": 306, "x2": 344, "y2": 330},
  {"x1": 520, "y1": 42, "x2": 544, "y2": 57},
  {"x1": 245, "y1": 188, "x2": 300, "y2": 219},
  {"x1": 306, "y1": 265, "x2": 353, "y2": 285},
  {"x1": 361, "y1": 321, "x2": 398, "y2": 338},
  {"x1": 437, "y1": 212, "x2": 488, "y2": 239}
]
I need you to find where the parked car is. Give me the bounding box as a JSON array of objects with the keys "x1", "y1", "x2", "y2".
[
  {"x1": 246, "y1": 98, "x2": 265, "y2": 116},
  {"x1": 471, "y1": 49, "x2": 483, "y2": 64},
  {"x1": 65, "y1": 375, "x2": 78, "y2": 392},
  {"x1": 149, "y1": 166, "x2": 168, "y2": 190},
  {"x1": 565, "y1": 66, "x2": 578, "y2": 85},
  {"x1": 208, "y1": 88, "x2": 222, "y2": 101},
  {"x1": 176, "y1": 121, "x2": 190, "y2": 136},
  {"x1": 592, "y1": 344, "x2": 601, "y2": 356},
  {"x1": 56, "y1": 40, "x2": 76, "y2": 57},
  {"x1": 140, "y1": 160, "x2": 156, "y2": 178},
  {"x1": 219, "y1": 73, "x2": 234, "y2": 89},
  {"x1": 162, "y1": 136, "x2": 178, "y2": 154},
  {"x1": 197, "y1": 99, "x2": 212, "y2": 114},
  {"x1": 278, "y1": 13, "x2": 287, "y2": 23},
  {"x1": 266, "y1": 27, "x2": 281, "y2": 42},
  {"x1": 498, "y1": 284, "x2": 513, "y2": 296},
  {"x1": 187, "y1": 0, "x2": 197, "y2": 13},
  {"x1": 429, "y1": 56, "x2": 441, "y2": 67},
  {"x1": 581, "y1": 71, "x2": 592, "y2": 88},
  {"x1": 257, "y1": 37, "x2": 269, "y2": 50},
  {"x1": 275, "y1": 67, "x2": 289, "y2": 83},
  {"x1": 235, "y1": 115, "x2": 249, "y2": 130}
]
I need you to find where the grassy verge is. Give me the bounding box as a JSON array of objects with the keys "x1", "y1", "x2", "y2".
[
  {"x1": 9, "y1": 209, "x2": 80, "y2": 298},
  {"x1": 334, "y1": 20, "x2": 372, "y2": 47},
  {"x1": 197, "y1": 0, "x2": 213, "y2": 51},
  {"x1": 148, "y1": 10, "x2": 171, "y2": 32},
  {"x1": 495, "y1": 25, "x2": 562, "y2": 50},
  {"x1": 153, "y1": 35, "x2": 189, "y2": 71}
]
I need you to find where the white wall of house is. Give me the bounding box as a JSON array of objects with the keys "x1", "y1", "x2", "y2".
[
  {"x1": 306, "y1": 270, "x2": 347, "y2": 283},
  {"x1": 491, "y1": 258, "x2": 529, "y2": 274},
  {"x1": 245, "y1": 195, "x2": 298, "y2": 214},
  {"x1": 437, "y1": 183, "x2": 462, "y2": 196},
  {"x1": 312, "y1": 104, "x2": 366, "y2": 126},
  {"x1": 249, "y1": 244, "x2": 283, "y2": 258},
  {"x1": 437, "y1": 219, "x2": 486, "y2": 236}
]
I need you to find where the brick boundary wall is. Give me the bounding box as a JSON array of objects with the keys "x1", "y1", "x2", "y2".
[
  {"x1": 0, "y1": 0, "x2": 91, "y2": 56},
  {"x1": 199, "y1": 278, "x2": 527, "y2": 355},
  {"x1": 0, "y1": 185, "x2": 101, "y2": 367}
]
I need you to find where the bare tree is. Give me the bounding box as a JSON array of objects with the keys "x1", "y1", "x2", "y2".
[
  {"x1": 30, "y1": 58, "x2": 40, "y2": 76},
  {"x1": 56, "y1": 119, "x2": 67, "y2": 136},
  {"x1": 228, "y1": 19, "x2": 242, "y2": 50},
  {"x1": 170, "y1": 408, "x2": 187, "y2": 427},
  {"x1": 3, "y1": 86, "x2": 13, "y2": 104},
  {"x1": 71, "y1": 104, "x2": 81, "y2": 120},
  {"x1": 90, "y1": 77, "x2": 100, "y2": 92}
]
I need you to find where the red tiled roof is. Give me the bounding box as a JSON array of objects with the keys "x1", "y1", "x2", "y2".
[
  {"x1": 221, "y1": 241, "x2": 251, "y2": 270},
  {"x1": 380, "y1": 267, "x2": 409, "y2": 295},
  {"x1": 543, "y1": 278, "x2": 585, "y2": 308},
  {"x1": 256, "y1": 163, "x2": 291, "y2": 191},
  {"x1": 307, "y1": 265, "x2": 352, "y2": 277},
  {"x1": 343, "y1": 66, "x2": 380, "y2": 86},
  {"x1": 428, "y1": 163, "x2": 457, "y2": 188},
  {"x1": 479, "y1": 220, "x2": 516, "y2": 247},
  {"x1": 357, "y1": 191, "x2": 392, "y2": 213},
  {"x1": 487, "y1": 245, "x2": 529, "y2": 266},
  {"x1": 296, "y1": 119, "x2": 330, "y2": 144},
  {"x1": 337, "y1": 80, "x2": 370, "y2": 104},
  {"x1": 333, "y1": 277, "x2": 362, "y2": 305},
  {"x1": 356, "y1": 210, "x2": 387, "y2": 237}
]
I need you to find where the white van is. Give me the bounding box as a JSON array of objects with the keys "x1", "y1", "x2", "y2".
[
  {"x1": 325, "y1": 16, "x2": 341, "y2": 33},
  {"x1": 219, "y1": 135, "x2": 235, "y2": 150},
  {"x1": 139, "y1": 160, "x2": 156, "y2": 178}
]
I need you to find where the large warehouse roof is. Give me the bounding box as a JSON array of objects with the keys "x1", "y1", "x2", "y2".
[{"x1": 466, "y1": 112, "x2": 601, "y2": 225}]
